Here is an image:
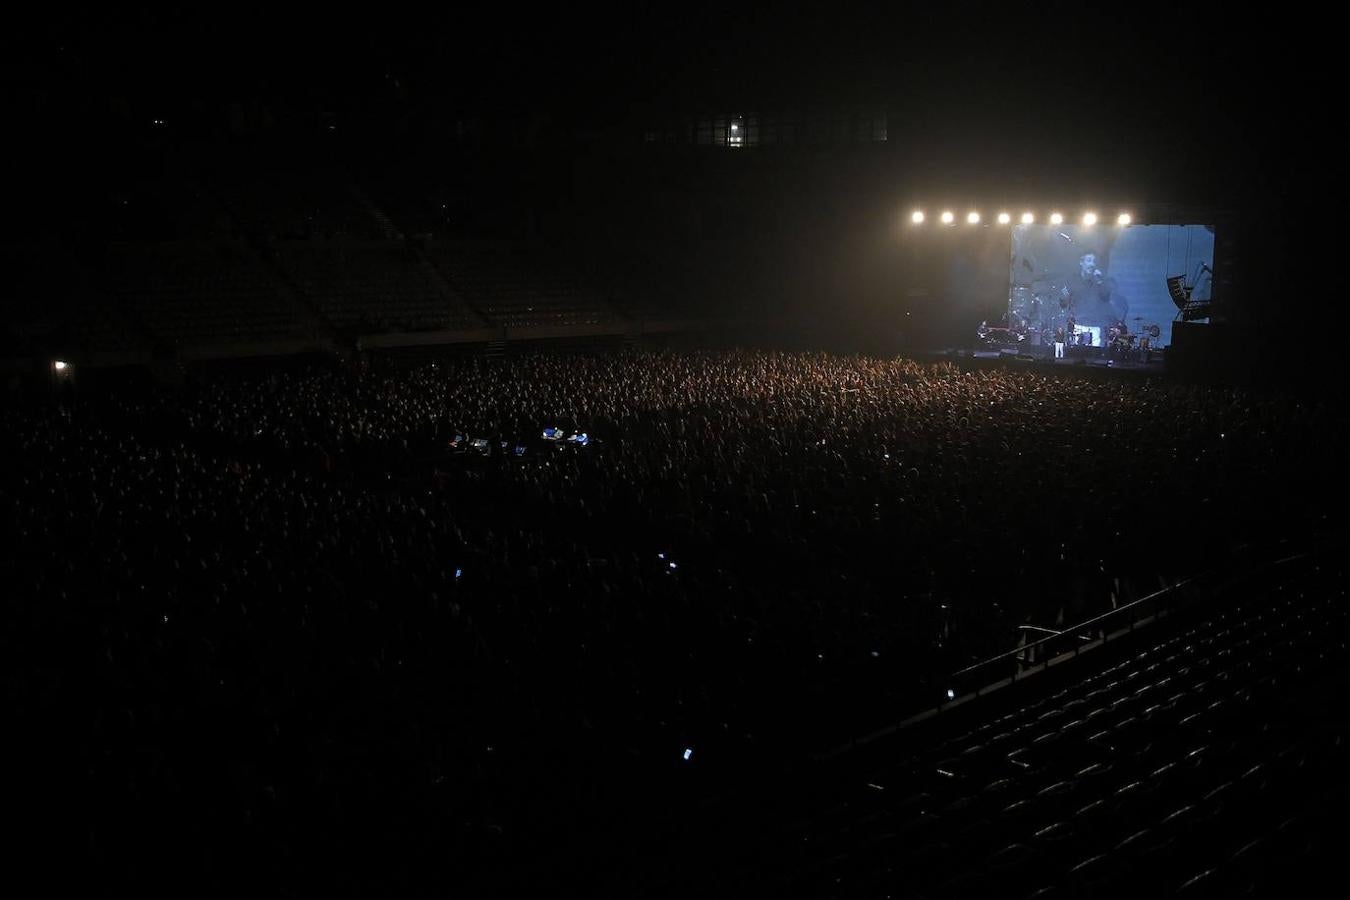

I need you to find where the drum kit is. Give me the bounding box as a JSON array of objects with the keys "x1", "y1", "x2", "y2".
[{"x1": 1108, "y1": 319, "x2": 1162, "y2": 358}]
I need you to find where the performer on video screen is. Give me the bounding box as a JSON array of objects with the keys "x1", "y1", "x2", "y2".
[{"x1": 1073, "y1": 251, "x2": 1129, "y2": 323}]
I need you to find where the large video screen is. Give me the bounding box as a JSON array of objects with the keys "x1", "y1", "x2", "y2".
[{"x1": 1007, "y1": 224, "x2": 1215, "y2": 349}]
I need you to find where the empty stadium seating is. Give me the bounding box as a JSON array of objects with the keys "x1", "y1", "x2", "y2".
[
  {"x1": 277, "y1": 241, "x2": 483, "y2": 333},
  {"x1": 1, "y1": 243, "x2": 145, "y2": 355},
  {"x1": 106, "y1": 242, "x2": 315, "y2": 347},
  {"x1": 220, "y1": 171, "x2": 386, "y2": 241},
  {"x1": 3, "y1": 166, "x2": 740, "y2": 358},
  {"x1": 744, "y1": 554, "x2": 1350, "y2": 899},
  {"x1": 424, "y1": 241, "x2": 618, "y2": 329}
]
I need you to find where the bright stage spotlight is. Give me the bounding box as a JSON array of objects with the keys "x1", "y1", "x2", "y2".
[
  {"x1": 966, "y1": 211, "x2": 980, "y2": 224},
  {"x1": 1049, "y1": 212, "x2": 1063, "y2": 225},
  {"x1": 1082, "y1": 212, "x2": 1098, "y2": 226},
  {"x1": 997, "y1": 212, "x2": 1011, "y2": 225},
  {"x1": 1117, "y1": 213, "x2": 1132, "y2": 225},
  {"x1": 1021, "y1": 212, "x2": 1035, "y2": 224},
  {"x1": 940, "y1": 211, "x2": 955, "y2": 224},
  {"x1": 911, "y1": 210, "x2": 925, "y2": 224}
]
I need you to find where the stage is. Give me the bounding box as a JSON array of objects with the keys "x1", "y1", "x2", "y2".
[
  {"x1": 933, "y1": 344, "x2": 1169, "y2": 376},
  {"x1": 908, "y1": 217, "x2": 1214, "y2": 381}
]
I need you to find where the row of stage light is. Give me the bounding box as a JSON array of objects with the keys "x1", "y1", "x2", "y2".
[{"x1": 911, "y1": 211, "x2": 1132, "y2": 226}]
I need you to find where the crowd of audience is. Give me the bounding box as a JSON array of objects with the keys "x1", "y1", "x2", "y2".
[{"x1": 3, "y1": 350, "x2": 1338, "y2": 892}]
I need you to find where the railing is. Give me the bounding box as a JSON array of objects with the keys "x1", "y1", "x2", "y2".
[
  {"x1": 819, "y1": 537, "x2": 1325, "y2": 758},
  {"x1": 947, "y1": 575, "x2": 1201, "y2": 696},
  {"x1": 942, "y1": 541, "x2": 1317, "y2": 709}
]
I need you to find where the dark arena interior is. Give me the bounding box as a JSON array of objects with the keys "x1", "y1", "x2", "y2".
[{"x1": 4, "y1": 7, "x2": 1347, "y2": 898}]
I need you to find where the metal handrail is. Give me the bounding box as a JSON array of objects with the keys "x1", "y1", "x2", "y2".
[
  {"x1": 818, "y1": 539, "x2": 1328, "y2": 760},
  {"x1": 949, "y1": 546, "x2": 1314, "y2": 693},
  {"x1": 951, "y1": 575, "x2": 1198, "y2": 681}
]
